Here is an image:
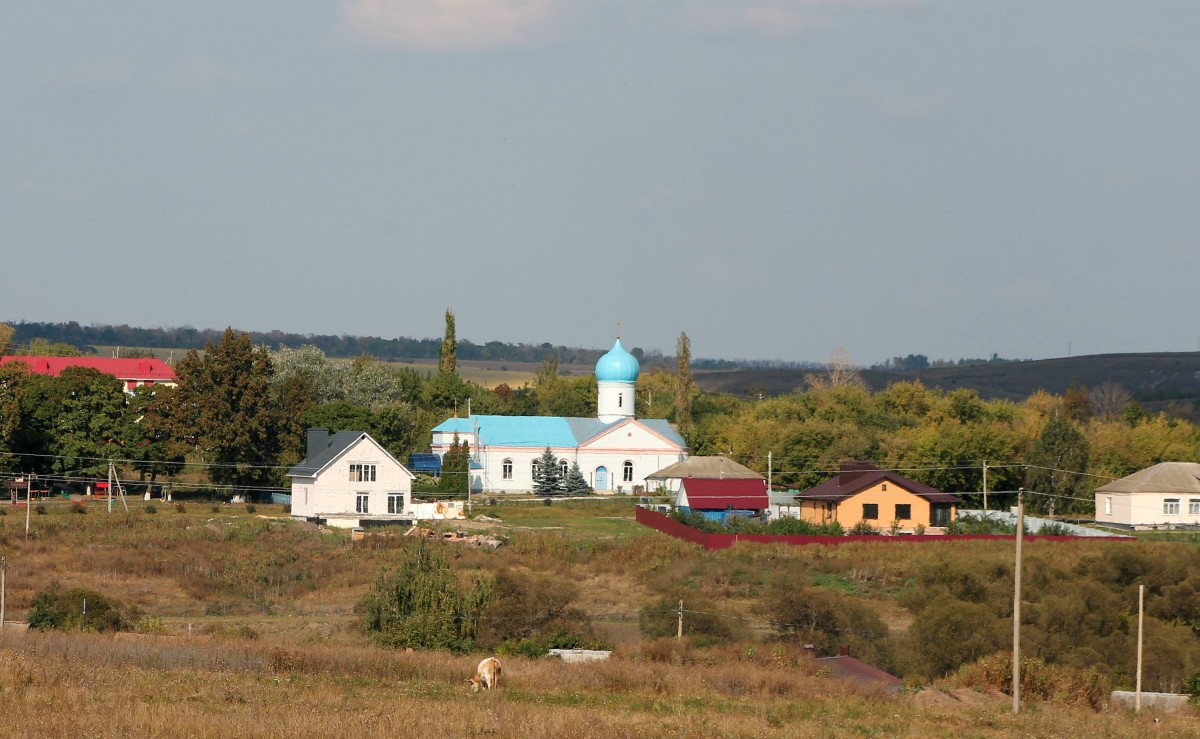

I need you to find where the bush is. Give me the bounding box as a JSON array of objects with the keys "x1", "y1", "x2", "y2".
[
  {"x1": 640, "y1": 592, "x2": 732, "y2": 648},
  {"x1": 953, "y1": 652, "x2": 1109, "y2": 709},
  {"x1": 35, "y1": 504, "x2": 48, "y2": 515},
  {"x1": 174, "y1": 502, "x2": 186, "y2": 514},
  {"x1": 70, "y1": 501, "x2": 87, "y2": 514},
  {"x1": 476, "y1": 569, "x2": 598, "y2": 651},
  {"x1": 282, "y1": 504, "x2": 291, "y2": 514},
  {"x1": 245, "y1": 504, "x2": 257, "y2": 514},
  {"x1": 211, "y1": 505, "x2": 221, "y2": 513},
  {"x1": 848, "y1": 520, "x2": 880, "y2": 535},
  {"x1": 1036, "y1": 521, "x2": 1070, "y2": 536},
  {"x1": 28, "y1": 583, "x2": 132, "y2": 633},
  {"x1": 144, "y1": 504, "x2": 157, "y2": 514}
]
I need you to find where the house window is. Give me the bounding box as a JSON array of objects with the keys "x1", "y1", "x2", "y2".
[
  {"x1": 502, "y1": 459, "x2": 513, "y2": 480},
  {"x1": 531, "y1": 459, "x2": 539, "y2": 478},
  {"x1": 618, "y1": 393, "x2": 623, "y2": 408},
  {"x1": 1105, "y1": 497, "x2": 1112, "y2": 516},
  {"x1": 1191, "y1": 499, "x2": 1200, "y2": 516},
  {"x1": 895, "y1": 504, "x2": 911, "y2": 521},
  {"x1": 623, "y1": 461, "x2": 634, "y2": 483},
  {"x1": 881, "y1": 483, "x2": 888, "y2": 491},
  {"x1": 356, "y1": 493, "x2": 369, "y2": 514},
  {"x1": 862, "y1": 503, "x2": 879, "y2": 520},
  {"x1": 1164, "y1": 499, "x2": 1180, "y2": 515},
  {"x1": 388, "y1": 494, "x2": 404, "y2": 514},
  {"x1": 349, "y1": 464, "x2": 376, "y2": 482},
  {"x1": 559, "y1": 459, "x2": 569, "y2": 478}
]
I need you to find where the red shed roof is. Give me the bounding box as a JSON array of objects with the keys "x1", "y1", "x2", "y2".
[
  {"x1": 0, "y1": 356, "x2": 176, "y2": 382},
  {"x1": 680, "y1": 477, "x2": 769, "y2": 510}
]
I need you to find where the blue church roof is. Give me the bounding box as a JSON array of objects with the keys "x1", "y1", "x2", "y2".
[
  {"x1": 595, "y1": 338, "x2": 640, "y2": 383},
  {"x1": 432, "y1": 414, "x2": 685, "y2": 449}
]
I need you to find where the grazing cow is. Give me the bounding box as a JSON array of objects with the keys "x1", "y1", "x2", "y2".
[{"x1": 468, "y1": 657, "x2": 502, "y2": 692}]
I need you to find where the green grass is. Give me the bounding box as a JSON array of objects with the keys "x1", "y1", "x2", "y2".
[{"x1": 489, "y1": 498, "x2": 647, "y2": 537}]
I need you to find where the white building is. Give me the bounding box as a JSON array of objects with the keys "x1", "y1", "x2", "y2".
[
  {"x1": 1094, "y1": 462, "x2": 1200, "y2": 529},
  {"x1": 431, "y1": 338, "x2": 687, "y2": 493},
  {"x1": 288, "y1": 428, "x2": 415, "y2": 528}
]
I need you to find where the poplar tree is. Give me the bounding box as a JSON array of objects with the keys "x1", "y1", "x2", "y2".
[
  {"x1": 675, "y1": 331, "x2": 694, "y2": 437},
  {"x1": 439, "y1": 308, "x2": 457, "y2": 375}
]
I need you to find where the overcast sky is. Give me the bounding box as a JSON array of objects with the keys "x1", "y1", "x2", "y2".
[{"x1": 3, "y1": 2, "x2": 1198, "y2": 364}]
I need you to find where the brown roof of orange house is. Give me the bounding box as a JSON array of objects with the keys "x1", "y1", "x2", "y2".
[
  {"x1": 680, "y1": 477, "x2": 769, "y2": 510},
  {"x1": 798, "y1": 461, "x2": 960, "y2": 504}
]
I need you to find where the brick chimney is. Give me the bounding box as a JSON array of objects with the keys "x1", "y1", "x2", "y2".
[{"x1": 306, "y1": 428, "x2": 330, "y2": 462}]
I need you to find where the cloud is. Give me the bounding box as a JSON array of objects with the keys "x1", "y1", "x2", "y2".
[
  {"x1": 157, "y1": 57, "x2": 252, "y2": 92},
  {"x1": 683, "y1": 1, "x2": 925, "y2": 39},
  {"x1": 337, "y1": 0, "x2": 569, "y2": 51}
]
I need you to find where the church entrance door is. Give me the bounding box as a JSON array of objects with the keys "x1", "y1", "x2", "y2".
[{"x1": 595, "y1": 466, "x2": 609, "y2": 491}]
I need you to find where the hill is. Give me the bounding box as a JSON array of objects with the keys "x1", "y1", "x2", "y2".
[{"x1": 695, "y1": 351, "x2": 1200, "y2": 411}]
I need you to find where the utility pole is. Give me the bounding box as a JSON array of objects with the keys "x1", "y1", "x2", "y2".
[
  {"x1": 676, "y1": 599, "x2": 683, "y2": 640},
  {"x1": 1136, "y1": 584, "x2": 1144, "y2": 711},
  {"x1": 1012, "y1": 489, "x2": 1024, "y2": 714},
  {"x1": 25, "y1": 474, "x2": 31, "y2": 541},
  {"x1": 1, "y1": 556, "x2": 6, "y2": 632},
  {"x1": 108, "y1": 461, "x2": 114, "y2": 514},
  {"x1": 982, "y1": 461, "x2": 988, "y2": 511},
  {"x1": 767, "y1": 451, "x2": 772, "y2": 496}
]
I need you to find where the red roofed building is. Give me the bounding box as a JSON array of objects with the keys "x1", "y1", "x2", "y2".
[
  {"x1": 0, "y1": 356, "x2": 177, "y2": 394},
  {"x1": 796, "y1": 461, "x2": 960, "y2": 532},
  {"x1": 676, "y1": 477, "x2": 769, "y2": 524}
]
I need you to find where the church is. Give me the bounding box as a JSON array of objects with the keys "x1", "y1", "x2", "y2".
[{"x1": 431, "y1": 338, "x2": 688, "y2": 493}]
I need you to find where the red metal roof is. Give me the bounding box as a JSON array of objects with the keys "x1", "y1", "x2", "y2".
[
  {"x1": 815, "y1": 654, "x2": 904, "y2": 690},
  {"x1": 0, "y1": 356, "x2": 176, "y2": 382},
  {"x1": 680, "y1": 477, "x2": 769, "y2": 510}
]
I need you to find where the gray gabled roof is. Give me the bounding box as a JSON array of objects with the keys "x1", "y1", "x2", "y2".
[
  {"x1": 647, "y1": 456, "x2": 762, "y2": 481},
  {"x1": 287, "y1": 430, "x2": 369, "y2": 477},
  {"x1": 1095, "y1": 462, "x2": 1200, "y2": 495}
]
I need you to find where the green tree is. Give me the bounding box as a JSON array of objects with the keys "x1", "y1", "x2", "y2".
[
  {"x1": 562, "y1": 461, "x2": 592, "y2": 495},
  {"x1": 0, "y1": 323, "x2": 14, "y2": 356},
  {"x1": 172, "y1": 328, "x2": 282, "y2": 498},
  {"x1": 439, "y1": 434, "x2": 470, "y2": 498},
  {"x1": 760, "y1": 572, "x2": 893, "y2": 670},
  {"x1": 28, "y1": 583, "x2": 131, "y2": 633},
  {"x1": 477, "y1": 570, "x2": 594, "y2": 651},
  {"x1": 1027, "y1": 415, "x2": 1091, "y2": 515},
  {"x1": 675, "y1": 331, "x2": 694, "y2": 439},
  {"x1": 532, "y1": 446, "x2": 562, "y2": 495},
  {"x1": 361, "y1": 540, "x2": 491, "y2": 652},
  {"x1": 51, "y1": 367, "x2": 130, "y2": 477},
  {"x1": 440, "y1": 308, "x2": 457, "y2": 375}
]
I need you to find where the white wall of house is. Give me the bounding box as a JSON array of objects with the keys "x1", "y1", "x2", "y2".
[
  {"x1": 1095, "y1": 492, "x2": 1200, "y2": 528},
  {"x1": 290, "y1": 436, "x2": 413, "y2": 520}
]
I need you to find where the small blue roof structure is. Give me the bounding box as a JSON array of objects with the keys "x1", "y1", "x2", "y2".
[
  {"x1": 408, "y1": 453, "x2": 443, "y2": 474},
  {"x1": 595, "y1": 338, "x2": 640, "y2": 383}
]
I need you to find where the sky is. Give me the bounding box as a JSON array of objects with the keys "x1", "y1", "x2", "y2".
[{"x1": 2, "y1": 2, "x2": 1198, "y2": 365}]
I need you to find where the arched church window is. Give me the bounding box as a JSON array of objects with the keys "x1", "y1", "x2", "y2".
[
  {"x1": 502, "y1": 459, "x2": 513, "y2": 480},
  {"x1": 623, "y1": 460, "x2": 634, "y2": 483},
  {"x1": 559, "y1": 459, "x2": 569, "y2": 477},
  {"x1": 618, "y1": 393, "x2": 623, "y2": 408}
]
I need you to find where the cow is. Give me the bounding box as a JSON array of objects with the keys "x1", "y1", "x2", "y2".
[{"x1": 467, "y1": 657, "x2": 502, "y2": 692}]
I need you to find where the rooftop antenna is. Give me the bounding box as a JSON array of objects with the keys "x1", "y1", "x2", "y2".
[{"x1": 616, "y1": 320, "x2": 621, "y2": 339}]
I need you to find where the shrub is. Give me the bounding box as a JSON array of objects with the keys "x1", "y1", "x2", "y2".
[
  {"x1": 953, "y1": 652, "x2": 1109, "y2": 709},
  {"x1": 0, "y1": 506, "x2": 6, "y2": 516},
  {"x1": 174, "y1": 502, "x2": 186, "y2": 513},
  {"x1": 282, "y1": 504, "x2": 291, "y2": 514},
  {"x1": 848, "y1": 521, "x2": 880, "y2": 535},
  {"x1": 28, "y1": 582, "x2": 132, "y2": 633},
  {"x1": 245, "y1": 504, "x2": 257, "y2": 514},
  {"x1": 477, "y1": 569, "x2": 598, "y2": 651},
  {"x1": 640, "y1": 592, "x2": 732, "y2": 648},
  {"x1": 35, "y1": 504, "x2": 48, "y2": 515},
  {"x1": 70, "y1": 501, "x2": 88, "y2": 514},
  {"x1": 144, "y1": 504, "x2": 157, "y2": 514},
  {"x1": 1036, "y1": 521, "x2": 1069, "y2": 536},
  {"x1": 211, "y1": 505, "x2": 221, "y2": 513}
]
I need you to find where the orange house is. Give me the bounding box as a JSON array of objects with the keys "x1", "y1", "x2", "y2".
[{"x1": 796, "y1": 461, "x2": 960, "y2": 532}]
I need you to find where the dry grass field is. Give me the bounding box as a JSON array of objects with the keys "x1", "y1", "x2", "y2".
[{"x1": 0, "y1": 498, "x2": 1196, "y2": 737}]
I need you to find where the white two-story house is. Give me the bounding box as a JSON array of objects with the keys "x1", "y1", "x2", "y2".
[{"x1": 288, "y1": 428, "x2": 415, "y2": 528}]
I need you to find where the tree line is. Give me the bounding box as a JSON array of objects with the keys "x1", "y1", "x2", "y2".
[{"x1": 4, "y1": 320, "x2": 1198, "y2": 513}]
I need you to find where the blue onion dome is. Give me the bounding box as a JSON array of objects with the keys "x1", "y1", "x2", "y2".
[{"x1": 595, "y1": 338, "x2": 640, "y2": 383}]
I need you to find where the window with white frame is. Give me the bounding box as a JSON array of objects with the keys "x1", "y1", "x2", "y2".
[
  {"x1": 623, "y1": 460, "x2": 634, "y2": 482},
  {"x1": 1190, "y1": 499, "x2": 1200, "y2": 516},
  {"x1": 388, "y1": 493, "x2": 404, "y2": 514},
  {"x1": 559, "y1": 459, "x2": 569, "y2": 478},
  {"x1": 1164, "y1": 498, "x2": 1180, "y2": 515},
  {"x1": 531, "y1": 459, "x2": 539, "y2": 478},
  {"x1": 1105, "y1": 497, "x2": 1112, "y2": 516},
  {"x1": 502, "y1": 459, "x2": 513, "y2": 480},
  {"x1": 356, "y1": 493, "x2": 369, "y2": 514},
  {"x1": 349, "y1": 463, "x2": 376, "y2": 482}
]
